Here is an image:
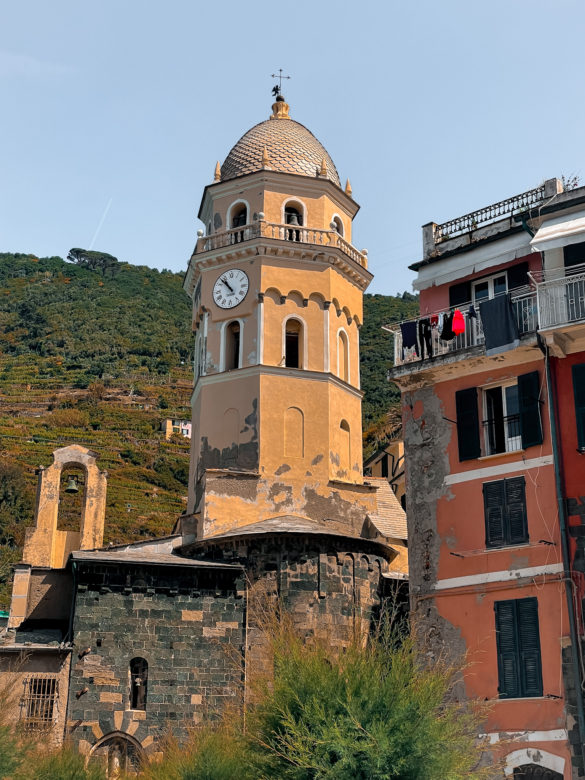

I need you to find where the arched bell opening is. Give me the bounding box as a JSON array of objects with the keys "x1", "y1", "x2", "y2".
[
  {"x1": 57, "y1": 465, "x2": 87, "y2": 532},
  {"x1": 284, "y1": 201, "x2": 304, "y2": 241}
]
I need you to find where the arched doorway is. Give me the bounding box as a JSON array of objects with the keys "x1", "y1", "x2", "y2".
[
  {"x1": 513, "y1": 765, "x2": 563, "y2": 779},
  {"x1": 88, "y1": 732, "x2": 143, "y2": 777}
]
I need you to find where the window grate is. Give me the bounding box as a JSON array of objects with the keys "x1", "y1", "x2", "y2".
[{"x1": 20, "y1": 675, "x2": 59, "y2": 732}]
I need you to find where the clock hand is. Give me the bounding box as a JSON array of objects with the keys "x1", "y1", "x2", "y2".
[{"x1": 221, "y1": 277, "x2": 235, "y2": 294}]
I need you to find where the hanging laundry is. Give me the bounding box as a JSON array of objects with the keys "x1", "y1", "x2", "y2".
[
  {"x1": 430, "y1": 314, "x2": 439, "y2": 328},
  {"x1": 418, "y1": 318, "x2": 433, "y2": 359},
  {"x1": 468, "y1": 304, "x2": 478, "y2": 319},
  {"x1": 440, "y1": 312, "x2": 455, "y2": 341},
  {"x1": 400, "y1": 321, "x2": 419, "y2": 360},
  {"x1": 479, "y1": 294, "x2": 519, "y2": 355},
  {"x1": 452, "y1": 308, "x2": 465, "y2": 335}
]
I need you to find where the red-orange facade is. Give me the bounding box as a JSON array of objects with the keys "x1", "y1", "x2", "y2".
[{"x1": 389, "y1": 177, "x2": 585, "y2": 779}]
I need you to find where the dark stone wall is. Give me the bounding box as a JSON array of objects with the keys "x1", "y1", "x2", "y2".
[
  {"x1": 66, "y1": 562, "x2": 245, "y2": 757},
  {"x1": 190, "y1": 533, "x2": 392, "y2": 646}
]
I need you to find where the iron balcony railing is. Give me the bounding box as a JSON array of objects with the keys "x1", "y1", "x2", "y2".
[
  {"x1": 434, "y1": 184, "x2": 547, "y2": 244},
  {"x1": 388, "y1": 292, "x2": 538, "y2": 367},
  {"x1": 193, "y1": 222, "x2": 368, "y2": 268},
  {"x1": 483, "y1": 414, "x2": 522, "y2": 456},
  {"x1": 535, "y1": 263, "x2": 585, "y2": 330}
]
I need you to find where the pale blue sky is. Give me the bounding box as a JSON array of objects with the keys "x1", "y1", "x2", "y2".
[{"x1": 1, "y1": 0, "x2": 584, "y2": 295}]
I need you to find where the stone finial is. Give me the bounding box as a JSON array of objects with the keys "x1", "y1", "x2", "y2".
[
  {"x1": 345, "y1": 178, "x2": 352, "y2": 196},
  {"x1": 261, "y1": 146, "x2": 271, "y2": 168},
  {"x1": 214, "y1": 161, "x2": 221, "y2": 182},
  {"x1": 319, "y1": 157, "x2": 328, "y2": 176},
  {"x1": 270, "y1": 95, "x2": 290, "y2": 120}
]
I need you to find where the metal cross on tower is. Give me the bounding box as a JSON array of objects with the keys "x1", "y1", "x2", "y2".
[{"x1": 271, "y1": 68, "x2": 291, "y2": 97}]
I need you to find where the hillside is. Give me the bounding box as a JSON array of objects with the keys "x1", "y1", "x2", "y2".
[{"x1": 0, "y1": 252, "x2": 418, "y2": 607}]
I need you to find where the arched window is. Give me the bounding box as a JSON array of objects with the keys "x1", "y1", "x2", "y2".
[
  {"x1": 129, "y1": 658, "x2": 148, "y2": 710},
  {"x1": 338, "y1": 330, "x2": 349, "y2": 382},
  {"x1": 284, "y1": 407, "x2": 304, "y2": 458},
  {"x1": 225, "y1": 321, "x2": 241, "y2": 370},
  {"x1": 285, "y1": 319, "x2": 303, "y2": 368},
  {"x1": 340, "y1": 419, "x2": 351, "y2": 475},
  {"x1": 332, "y1": 216, "x2": 344, "y2": 236},
  {"x1": 284, "y1": 203, "x2": 303, "y2": 241}
]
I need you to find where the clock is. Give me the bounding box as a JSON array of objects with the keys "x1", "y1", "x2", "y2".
[{"x1": 212, "y1": 269, "x2": 249, "y2": 309}]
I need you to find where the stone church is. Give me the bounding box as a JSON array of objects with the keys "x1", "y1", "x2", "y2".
[{"x1": 0, "y1": 93, "x2": 407, "y2": 774}]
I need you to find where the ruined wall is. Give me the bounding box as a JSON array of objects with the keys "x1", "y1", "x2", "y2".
[
  {"x1": 66, "y1": 562, "x2": 245, "y2": 759},
  {"x1": 402, "y1": 384, "x2": 467, "y2": 662}
]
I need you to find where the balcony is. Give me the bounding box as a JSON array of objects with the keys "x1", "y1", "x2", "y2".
[
  {"x1": 193, "y1": 221, "x2": 368, "y2": 269},
  {"x1": 387, "y1": 292, "x2": 538, "y2": 368},
  {"x1": 533, "y1": 263, "x2": 585, "y2": 330}
]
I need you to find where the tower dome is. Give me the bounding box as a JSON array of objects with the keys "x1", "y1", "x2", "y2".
[{"x1": 220, "y1": 96, "x2": 341, "y2": 187}]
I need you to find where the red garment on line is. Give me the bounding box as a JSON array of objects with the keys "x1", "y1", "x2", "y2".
[{"x1": 452, "y1": 308, "x2": 465, "y2": 335}]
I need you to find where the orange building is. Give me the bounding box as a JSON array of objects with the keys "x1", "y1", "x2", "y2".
[{"x1": 389, "y1": 178, "x2": 585, "y2": 779}]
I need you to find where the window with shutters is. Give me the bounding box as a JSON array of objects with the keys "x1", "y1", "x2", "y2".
[
  {"x1": 455, "y1": 371, "x2": 543, "y2": 462},
  {"x1": 572, "y1": 363, "x2": 585, "y2": 451},
  {"x1": 472, "y1": 272, "x2": 507, "y2": 304},
  {"x1": 483, "y1": 477, "x2": 528, "y2": 547},
  {"x1": 482, "y1": 381, "x2": 522, "y2": 455},
  {"x1": 494, "y1": 597, "x2": 542, "y2": 698}
]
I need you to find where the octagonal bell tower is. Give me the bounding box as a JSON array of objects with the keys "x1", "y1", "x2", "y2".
[{"x1": 183, "y1": 95, "x2": 377, "y2": 540}]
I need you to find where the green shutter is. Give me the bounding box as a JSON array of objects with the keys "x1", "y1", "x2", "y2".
[
  {"x1": 495, "y1": 598, "x2": 542, "y2": 699},
  {"x1": 572, "y1": 364, "x2": 585, "y2": 451},
  {"x1": 518, "y1": 371, "x2": 543, "y2": 449},
  {"x1": 455, "y1": 388, "x2": 481, "y2": 461},
  {"x1": 483, "y1": 481, "x2": 506, "y2": 547},
  {"x1": 516, "y1": 598, "x2": 543, "y2": 697},
  {"x1": 505, "y1": 477, "x2": 528, "y2": 545},
  {"x1": 495, "y1": 600, "x2": 520, "y2": 698}
]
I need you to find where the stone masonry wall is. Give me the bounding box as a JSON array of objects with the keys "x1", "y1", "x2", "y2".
[{"x1": 66, "y1": 562, "x2": 245, "y2": 761}]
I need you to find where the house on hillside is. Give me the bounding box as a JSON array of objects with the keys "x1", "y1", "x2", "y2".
[{"x1": 388, "y1": 177, "x2": 585, "y2": 779}]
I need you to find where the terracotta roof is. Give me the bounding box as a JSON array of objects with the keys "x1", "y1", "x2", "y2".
[
  {"x1": 221, "y1": 104, "x2": 340, "y2": 186},
  {"x1": 366, "y1": 478, "x2": 407, "y2": 541}
]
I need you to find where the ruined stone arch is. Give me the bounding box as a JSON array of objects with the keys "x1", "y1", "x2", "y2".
[{"x1": 87, "y1": 730, "x2": 144, "y2": 776}]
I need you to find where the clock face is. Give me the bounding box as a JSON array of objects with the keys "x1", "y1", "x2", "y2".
[{"x1": 212, "y1": 269, "x2": 249, "y2": 309}]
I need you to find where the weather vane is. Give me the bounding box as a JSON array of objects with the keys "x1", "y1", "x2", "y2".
[{"x1": 271, "y1": 68, "x2": 291, "y2": 97}]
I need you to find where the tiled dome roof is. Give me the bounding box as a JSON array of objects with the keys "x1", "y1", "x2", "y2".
[{"x1": 220, "y1": 99, "x2": 340, "y2": 187}]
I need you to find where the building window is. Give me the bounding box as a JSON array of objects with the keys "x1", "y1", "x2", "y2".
[
  {"x1": 455, "y1": 371, "x2": 543, "y2": 461},
  {"x1": 285, "y1": 319, "x2": 303, "y2": 368},
  {"x1": 225, "y1": 321, "x2": 241, "y2": 370},
  {"x1": 494, "y1": 597, "x2": 542, "y2": 699},
  {"x1": 130, "y1": 658, "x2": 148, "y2": 710},
  {"x1": 483, "y1": 382, "x2": 521, "y2": 455},
  {"x1": 572, "y1": 363, "x2": 585, "y2": 451},
  {"x1": 20, "y1": 675, "x2": 58, "y2": 732},
  {"x1": 483, "y1": 477, "x2": 528, "y2": 547},
  {"x1": 472, "y1": 272, "x2": 507, "y2": 304}
]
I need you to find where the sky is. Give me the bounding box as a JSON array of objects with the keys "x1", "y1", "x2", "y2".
[{"x1": 1, "y1": 0, "x2": 585, "y2": 296}]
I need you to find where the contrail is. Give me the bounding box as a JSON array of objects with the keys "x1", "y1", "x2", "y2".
[{"x1": 89, "y1": 197, "x2": 113, "y2": 250}]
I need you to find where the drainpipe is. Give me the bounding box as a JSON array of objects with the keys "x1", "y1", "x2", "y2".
[{"x1": 544, "y1": 346, "x2": 585, "y2": 766}]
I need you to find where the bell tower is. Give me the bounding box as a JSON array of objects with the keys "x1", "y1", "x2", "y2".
[{"x1": 183, "y1": 95, "x2": 375, "y2": 539}]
